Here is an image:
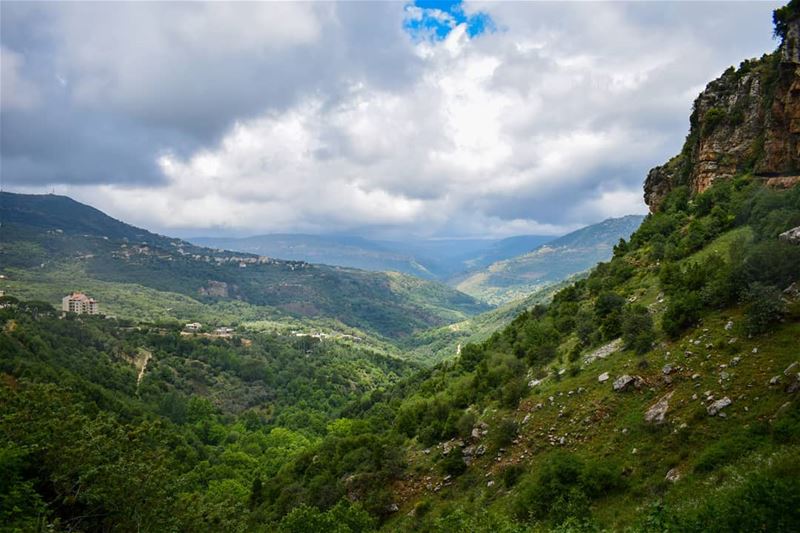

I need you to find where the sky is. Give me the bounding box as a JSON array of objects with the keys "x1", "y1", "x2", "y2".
[{"x1": 0, "y1": 1, "x2": 782, "y2": 239}]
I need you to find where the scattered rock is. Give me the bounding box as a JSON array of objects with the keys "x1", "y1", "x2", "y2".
[
  {"x1": 598, "y1": 372, "x2": 610, "y2": 383},
  {"x1": 724, "y1": 320, "x2": 733, "y2": 331},
  {"x1": 708, "y1": 397, "x2": 732, "y2": 416},
  {"x1": 528, "y1": 378, "x2": 543, "y2": 388},
  {"x1": 584, "y1": 339, "x2": 624, "y2": 364},
  {"x1": 778, "y1": 225, "x2": 800, "y2": 245},
  {"x1": 387, "y1": 503, "x2": 399, "y2": 513},
  {"x1": 645, "y1": 391, "x2": 675, "y2": 424},
  {"x1": 787, "y1": 375, "x2": 800, "y2": 394},
  {"x1": 475, "y1": 445, "x2": 486, "y2": 456},
  {"x1": 665, "y1": 468, "x2": 681, "y2": 482},
  {"x1": 487, "y1": 480, "x2": 495, "y2": 488},
  {"x1": 770, "y1": 375, "x2": 781, "y2": 386},
  {"x1": 692, "y1": 373, "x2": 701, "y2": 380},
  {"x1": 730, "y1": 357, "x2": 741, "y2": 367},
  {"x1": 784, "y1": 282, "x2": 800, "y2": 299},
  {"x1": 784, "y1": 362, "x2": 799, "y2": 376},
  {"x1": 662, "y1": 364, "x2": 674, "y2": 375},
  {"x1": 613, "y1": 375, "x2": 644, "y2": 392}
]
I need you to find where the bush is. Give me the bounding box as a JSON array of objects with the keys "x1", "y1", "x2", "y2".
[
  {"x1": 742, "y1": 282, "x2": 785, "y2": 335},
  {"x1": 622, "y1": 305, "x2": 655, "y2": 354},
  {"x1": 514, "y1": 453, "x2": 623, "y2": 523},
  {"x1": 661, "y1": 293, "x2": 703, "y2": 338},
  {"x1": 440, "y1": 449, "x2": 467, "y2": 477}
]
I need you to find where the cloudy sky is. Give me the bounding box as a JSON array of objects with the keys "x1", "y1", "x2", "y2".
[{"x1": 1, "y1": 1, "x2": 781, "y2": 238}]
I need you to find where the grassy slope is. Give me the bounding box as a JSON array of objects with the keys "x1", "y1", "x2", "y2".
[{"x1": 384, "y1": 226, "x2": 800, "y2": 530}]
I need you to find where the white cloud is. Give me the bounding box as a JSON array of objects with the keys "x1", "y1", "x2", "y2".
[
  {"x1": 0, "y1": 46, "x2": 40, "y2": 110},
  {"x1": 3, "y1": 2, "x2": 781, "y2": 237}
]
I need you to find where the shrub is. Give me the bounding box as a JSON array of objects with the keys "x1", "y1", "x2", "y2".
[
  {"x1": 742, "y1": 282, "x2": 785, "y2": 335},
  {"x1": 622, "y1": 305, "x2": 655, "y2": 354}
]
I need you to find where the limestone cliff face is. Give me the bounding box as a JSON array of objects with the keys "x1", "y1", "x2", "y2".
[{"x1": 644, "y1": 17, "x2": 800, "y2": 211}]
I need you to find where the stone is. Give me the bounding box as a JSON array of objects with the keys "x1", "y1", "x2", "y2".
[
  {"x1": 708, "y1": 397, "x2": 732, "y2": 416},
  {"x1": 784, "y1": 362, "x2": 799, "y2": 376},
  {"x1": 613, "y1": 374, "x2": 643, "y2": 392},
  {"x1": 487, "y1": 480, "x2": 495, "y2": 487},
  {"x1": 692, "y1": 373, "x2": 701, "y2": 380},
  {"x1": 725, "y1": 320, "x2": 734, "y2": 331},
  {"x1": 730, "y1": 357, "x2": 741, "y2": 367},
  {"x1": 779, "y1": 226, "x2": 800, "y2": 245},
  {"x1": 645, "y1": 391, "x2": 675, "y2": 424},
  {"x1": 665, "y1": 468, "x2": 681, "y2": 482},
  {"x1": 387, "y1": 503, "x2": 399, "y2": 513},
  {"x1": 528, "y1": 378, "x2": 543, "y2": 388},
  {"x1": 662, "y1": 364, "x2": 674, "y2": 375},
  {"x1": 770, "y1": 375, "x2": 782, "y2": 386},
  {"x1": 787, "y1": 375, "x2": 800, "y2": 394},
  {"x1": 584, "y1": 338, "x2": 624, "y2": 364},
  {"x1": 475, "y1": 445, "x2": 486, "y2": 456},
  {"x1": 522, "y1": 414, "x2": 531, "y2": 424},
  {"x1": 598, "y1": 372, "x2": 610, "y2": 383}
]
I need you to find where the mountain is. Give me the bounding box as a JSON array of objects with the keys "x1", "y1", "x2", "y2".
[
  {"x1": 453, "y1": 215, "x2": 645, "y2": 304},
  {"x1": 644, "y1": 13, "x2": 800, "y2": 210},
  {"x1": 3, "y1": 5, "x2": 800, "y2": 533},
  {"x1": 190, "y1": 233, "x2": 554, "y2": 280},
  {"x1": 0, "y1": 192, "x2": 490, "y2": 339},
  {"x1": 191, "y1": 234, "x2": 437, "y2": 279}
]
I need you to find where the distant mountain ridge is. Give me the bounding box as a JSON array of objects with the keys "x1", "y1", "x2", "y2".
[
  {"x1": 190, "y1": 233, "x2": 555, "y2": 280},
  {"x1": 0, "y1": 192, "x2": 489, "y2": 339},
  {"x1": 453, "y1": 215, "x2": 645, "y2": 304}
]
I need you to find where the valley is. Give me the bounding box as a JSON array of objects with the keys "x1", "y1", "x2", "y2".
[{"x1": 2, "y1": 2, "x2": 800, "y2": 533}]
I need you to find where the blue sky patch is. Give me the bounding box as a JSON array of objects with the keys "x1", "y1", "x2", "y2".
[{"x1": 404, "y1": 0, "x2": 494, "y2": 41}]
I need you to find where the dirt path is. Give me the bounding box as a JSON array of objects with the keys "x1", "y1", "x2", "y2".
[{"x1": 135, "y1": 349, "x2": 152, "y2": 391}]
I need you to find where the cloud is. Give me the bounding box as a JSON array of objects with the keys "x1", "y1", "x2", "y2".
[
  {"x1": 0, "y1": 1, "x2": 781, "y2": 237},
  {"x1": 1, "y1": 46, "x2": 41, "y2": 110}
]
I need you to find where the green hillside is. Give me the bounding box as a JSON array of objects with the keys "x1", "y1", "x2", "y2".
[
  {"x1": 400, "y1": 276, "x2": 585, "y2": 365},
  {"x1": 0, "y1": 193, "x2": 489, "y2": 339},
  {"x1": 3, "y1": 4, "x2": 800, "y2": 532},
  {"x1": 4, "y1": 175, "x2": 798, "y2": 532},
  {"x1": 454, "y1": 215, "x2": 644, "y2": 305}
]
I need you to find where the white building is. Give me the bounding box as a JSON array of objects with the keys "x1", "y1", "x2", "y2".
[{"x1": 62, "y1": 292, "x2": 99, "y2": 315}]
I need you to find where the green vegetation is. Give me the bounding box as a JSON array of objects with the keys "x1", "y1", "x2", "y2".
[
  {"x1": 453, "y1": 215, "x2": 644, "y2": 305},
  {"x1": 0, "y1": 193, "x2": 490, "y2": 340},
  {"x1": 6, "y1": 174, "x2": 798, "y2": 531}
]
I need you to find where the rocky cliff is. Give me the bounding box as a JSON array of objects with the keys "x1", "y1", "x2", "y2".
[{"x1": 644, "y1": 8, "x2": 800, "y2": 211}]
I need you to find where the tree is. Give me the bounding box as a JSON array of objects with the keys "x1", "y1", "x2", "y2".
[
  {"x1": 622, "y1": 305, "x2": 655, "y2": 354},
  {"x1": 743, "y1": 282, "x2": 785, "y2": 335}
]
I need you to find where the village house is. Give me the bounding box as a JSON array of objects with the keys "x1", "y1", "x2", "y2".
[
  {"x1": 184, "y1": 322, "x2": 202, "y2": 332},
  {"x1": 62, "y1": 292, "x2": 99, "y2": 315}
]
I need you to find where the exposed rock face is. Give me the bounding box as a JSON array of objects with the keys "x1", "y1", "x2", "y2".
[
  {"x1": 707, "y1": 397, "x2": 732, "y2": 416},
  {"x1": 612, "y1": 374, "x2": 644, "y2": 392},
  {"x1": 779, "y1": 226, "x2": 800, "y2": 244},
  {"x1": 645, "y1": 391, "x2": 674, "y2": 424},
  {"x1": 644, "y1": 15, "x2": 800, "y2": 211}
]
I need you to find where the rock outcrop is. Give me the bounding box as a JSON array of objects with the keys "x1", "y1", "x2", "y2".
[{"x1": 644, "y1": 11, "x2": 800, "y2": 211}]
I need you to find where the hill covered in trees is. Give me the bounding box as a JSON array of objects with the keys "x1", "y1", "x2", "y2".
[{"x1": 0, "y1": 192, "x2": 489, "y2": 339}]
